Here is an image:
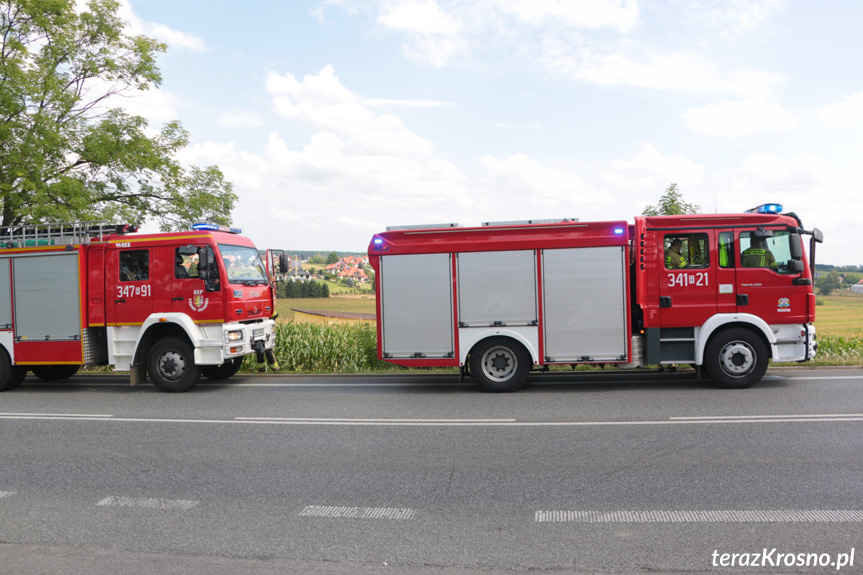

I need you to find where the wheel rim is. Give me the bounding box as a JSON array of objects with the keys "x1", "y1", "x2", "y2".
[
  {"x1": 157, "y1": 350, "x2": 187, "y2": 382},
  {"x1": 481, "y1": 345, "x2": 518, "y2": 383},
  {"x1": 718, "y1": 341, "x2": 756, "y2": 378}
]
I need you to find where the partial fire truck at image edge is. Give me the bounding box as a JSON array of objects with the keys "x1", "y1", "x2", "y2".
[
  {"x1": 0, "y1": 221, "x2": 279, "y2": 393},
  {"x1": 368, "y1": 204, "x2": 823, "y2": 392}
]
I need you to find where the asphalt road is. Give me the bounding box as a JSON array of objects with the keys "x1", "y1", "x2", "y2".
[{"x1": 1, "y1": 367, "x2": 862, "y2": 574}]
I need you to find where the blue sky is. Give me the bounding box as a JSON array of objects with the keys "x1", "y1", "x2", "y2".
[{"x1": 116, "y1": 1, "x2": 861, "y2": 265}]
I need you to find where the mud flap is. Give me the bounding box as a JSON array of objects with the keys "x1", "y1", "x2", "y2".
[{"x1": 130, "y1": 364, "x2": 146, "y2": 387}]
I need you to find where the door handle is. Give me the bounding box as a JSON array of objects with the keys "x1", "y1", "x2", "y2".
[
  {"x1": 115, "y1": 299, "x2": 126, "y2": 303},
  {"x1": 172, "y1": 297, "x2": 184, "y2": 301},
  {"x1": 659, "y1": 296, "x2": 672, "y2": 308},
  {"x1": 737, "y1": 294, "x2": 749, "y2": 306}
]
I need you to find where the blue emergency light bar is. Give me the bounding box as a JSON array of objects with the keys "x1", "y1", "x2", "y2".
[
  {"x1": 192, "y1": 222, "x2": 243, "y2": 234},
  {"x1": 745, "y1": 203, "x2": 783, "y2": 214}
]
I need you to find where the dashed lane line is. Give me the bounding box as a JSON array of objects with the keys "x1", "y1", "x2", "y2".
[
  {"x1": 299, "y1": 505, "x2": 416, "y2": 520},
  {"x1": 96, "y1": 496, "x2": 199, "y2": 510},
  {"x1": 535, "y1": 510, "x2": 863, "y2": 523}
]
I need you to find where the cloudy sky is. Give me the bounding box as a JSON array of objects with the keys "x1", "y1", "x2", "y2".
[{"x1": 119, "y1": 0, "x2": 861, "y2": 265}]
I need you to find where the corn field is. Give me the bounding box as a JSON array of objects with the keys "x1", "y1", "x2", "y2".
[
  {"x1": 814, "y1": 335, "x2": 863, "y2": 362},
  {"x1": 245, "y1": 321, "x2": 390, "y2": 373},
  {"x1": 237, "y1": 322, "x2": 863, "y2": 374}
]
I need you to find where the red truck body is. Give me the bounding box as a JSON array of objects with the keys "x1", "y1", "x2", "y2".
[
  {"x1": 0, "y1": 222, "x2": 277, "y2": 392},
  {"x1": 369, "y1": 207, "x2": 822, "y2": 391}
]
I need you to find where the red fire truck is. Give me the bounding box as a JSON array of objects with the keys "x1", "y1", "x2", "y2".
[
  {"x1": 0, "y1": 221, "x2": 278, "y2": 392},
  {"x1": 368, "y1": 204, "x2": 822, "y2": 392}
]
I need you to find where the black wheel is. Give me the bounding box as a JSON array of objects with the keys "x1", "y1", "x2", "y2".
[
  {"x1": 704, "y1": 328, "x2": 768, "y2": 389},
  {"x1": 202, "y1": 358, "x2": 243, "y2": 380},
  {"x1": 31, "y1": 364, "x2": 80, "y2": 382},
  {"x1": 0, "y1": 350, "x2": 26, "y2": 391},
  {"x1": 147, "y1": 337, "x2": 201, "y2": 392},
  {"x1": 469, "y1": 337, "x2": 530, "y2": 392}
]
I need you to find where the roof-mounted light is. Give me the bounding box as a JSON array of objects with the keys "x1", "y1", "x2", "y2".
[
  {"x1": 373, "y1": 237, "x2": 384, "y2": 245},
  {"x1": 192, "y1": 222, "x2": 243, "y2": 234},
  {"x1": 613, "y1": 227, "x2": 625, "y2": 235},
  {"x1": 745, "y1": 203, "x2": 783, "y2": 214}
]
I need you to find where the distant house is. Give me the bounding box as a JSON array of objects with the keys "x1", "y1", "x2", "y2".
[
  {"x1": 338, "y1": 266, "x2": 369, "y2": 283},
  {"x1": 853, "y1": 280, "x2": 863, "y2": 294},
  {"x1": 325, "y1": 256, "x2": 371, "y2": 283}
]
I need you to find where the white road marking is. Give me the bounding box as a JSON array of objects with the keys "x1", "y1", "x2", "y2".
[
  {"x1": 672, "y1": 413, "x2": 863, "y2": 420},
  {"x1": 0, "y1": 412, "x2": 112, "y2": 418},
  {"x1": 299, "y1": 505, "x2": 415, "y2": 520},
  {"x1": 236, "y1": 417, "x2": 516, "y2": 423},
  {"x1": 1, "y1": 413, "x2": 862, "y2": 427},
  {"x1": 535, "y1": 510, "x2": 863, "y2": 523},
  {"x1": 0, "y1": 491, "x2": 15, "y2": 499},
  {"x1": 97, "y1": 496, "x2": 199, "y2": 510}
]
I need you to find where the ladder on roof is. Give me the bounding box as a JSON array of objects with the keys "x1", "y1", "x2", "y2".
[{"x1": 0, "y1": 221, "x2": 129, "y2": 248}]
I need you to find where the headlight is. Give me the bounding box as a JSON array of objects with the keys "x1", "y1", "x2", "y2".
[
  {"x1": 253, "y1": 328, "x2": 265, "y2": 339},
  {"x1": 226, "y1": 330, "x2": 244, "y2": 343}
]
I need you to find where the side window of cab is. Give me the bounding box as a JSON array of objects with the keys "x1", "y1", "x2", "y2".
[{"x1": 663, "y1": 234, "x2": 709, "y2": 270}]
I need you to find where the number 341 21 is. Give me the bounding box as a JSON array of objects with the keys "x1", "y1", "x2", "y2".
[{"x1": 667, "y1": 272, "x2": 709, "y2": 288}]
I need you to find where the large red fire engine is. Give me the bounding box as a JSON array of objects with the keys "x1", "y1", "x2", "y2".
[
  {"x1": 368, "y1": 204, "x2": 823, "y2": 392},
  {"x1": 0, "y1": 221, "x2": 278, "y2": 392}
]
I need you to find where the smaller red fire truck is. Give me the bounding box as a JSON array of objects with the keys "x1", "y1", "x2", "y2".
[
  {"x1": 368, "y1": 204, "x2": 822, "y2": 392},
  {"x1": 0, "y1": 221, "x2": 278, "y2": 392}
]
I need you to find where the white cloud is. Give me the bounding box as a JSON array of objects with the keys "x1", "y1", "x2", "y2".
[
  {"x1": 479, "y1": 153, "x2": 597, "y2": 205},
  {"x1": 543, "y1": 42, "x2": 786, "y2": 98},
  {"x1": 378, "y1": 0, "x2": 461, "y2": 34},
  {"x1": 265, "y1": 65, "x2": 437, "y2": 158},
  {"x1": 490, "y1": 0, "x2": 639, "y2": 32},
  {"x1": 685, "y1": 0, "x2": 786, "y2": 41},
  {"x1": 815, "y1": 92, "x2": 863, "y2": 129},
  {"x1": 117, "y1": 1, "x2": 207, "y2": 52},
  {"x1": 685, "y1": 99, "x2": 796, "y2": 138}
]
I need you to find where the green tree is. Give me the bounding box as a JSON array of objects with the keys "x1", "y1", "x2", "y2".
[
  {"x1": 642, "y1": 183, "x2": 700, "y2": 216},
  {"x1": 0, "y1": 0, "x2": 235, "y2": 228},
  {"x1": 816, "y1": 270, "x2": 842, "y2": 296},
  {"x1": 326, "y1": 251, "x2": 339, "y2": 265}
]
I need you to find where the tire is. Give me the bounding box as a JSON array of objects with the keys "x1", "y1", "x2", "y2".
[
  {"x1": 469, "y1": 337, "x2": 530, "y2": 392},
  {"x1": 704, "y1": 328, "x2": 768, "y2": 389},
  {"x1": 0, "y1": 350, "x2": 26, "y2": 391},
  {"x1": 31, "y1": 364, "x2": 80, "y2": 382},
  {"x1": 202, "y1": 358, "x2": 243, "y2": 380},
  {"x1": 147, "y1": 337, "x2": 201, "y2": 393}
]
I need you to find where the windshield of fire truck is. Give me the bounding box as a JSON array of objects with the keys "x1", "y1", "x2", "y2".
[
  {"x1": 218, "y1": 244, "x2": 268, "y2": 285},
  {"x1": 739, "y1": 230, "x2": 798, "y2": 274}
]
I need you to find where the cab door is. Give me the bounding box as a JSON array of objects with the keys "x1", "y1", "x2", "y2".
[
  {"x1": 734, "y1": 228, "x2": 810, "y2": 325},
  {"x1": 657, "y1": 231, "x2": 716, "y2": 327},
  {"x1": 171, "y1": 245, "x2": 224, "y2": 323},
  {"x1": 715, "y1": 230, "x2": 738, "y2": 315},
  {"x1": 107, "y1": 248, "x2": 153, "y2": 326}
]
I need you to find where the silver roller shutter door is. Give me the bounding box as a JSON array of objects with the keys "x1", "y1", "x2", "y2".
[
  {"x1": 380, "y1": 253, "x2": 453, "y2": 358},
  {"x1": 14, "y1": 254, "x2": 82, "y2": 341},
  {"x1": 457, "y1": 250, "x2": 537, "y2": 327},
  {"x1": 542, "y1": 247, "x2": 627, "y2": 362}
]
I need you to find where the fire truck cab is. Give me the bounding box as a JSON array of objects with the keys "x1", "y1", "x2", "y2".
[
  {"x1": 368, "y1": 206, "x2": 822, "y2": 392},
  {"x1": 0, "y1": 222, "x2": 278, "y2": 392}
]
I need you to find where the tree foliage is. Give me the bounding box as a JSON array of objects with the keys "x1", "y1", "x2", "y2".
[
  {"x1": 816, "y1": 269, "x2": 842, "y2": 296},
  {"x1": 0, "y1": 0, "x2": 235, "y2": 229},
  {"x1": 642, "y1": 183, "x2": 700, "y2": 216}
]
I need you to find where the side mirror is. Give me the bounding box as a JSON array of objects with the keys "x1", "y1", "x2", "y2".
[
  {"x1": 198, "y1": 246, "x2": 219, "y2": 292},
  {"x1": 789, "y1": 233, "x2": 803, "y2": 260}
]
